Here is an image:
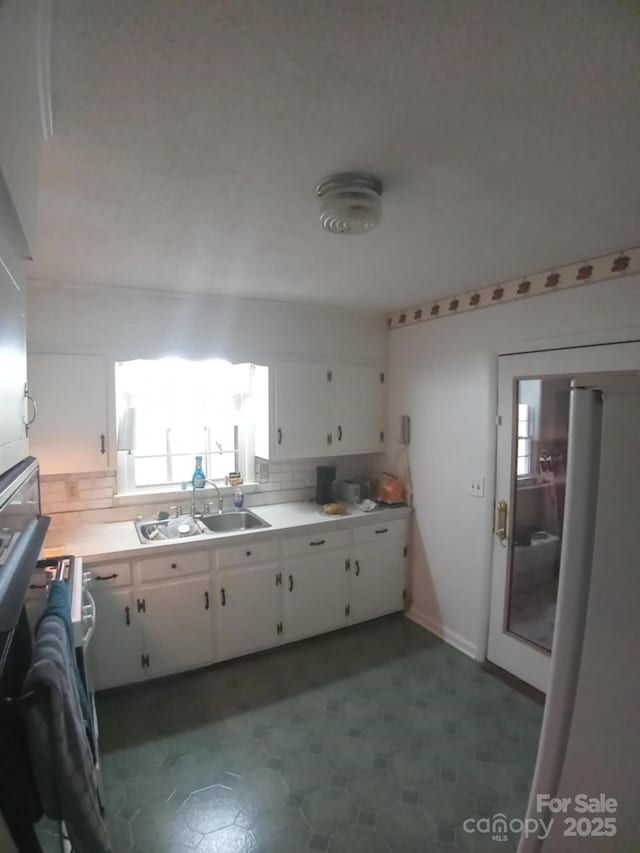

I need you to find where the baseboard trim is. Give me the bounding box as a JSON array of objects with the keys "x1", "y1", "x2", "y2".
[{"x1": 406, "y1": 608, "x2": 477, "y2": 659}]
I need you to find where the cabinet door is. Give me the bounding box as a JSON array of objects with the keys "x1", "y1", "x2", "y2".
[
  {"x1": 90, "y1": 588, "x2": 143, "y2": 690},
  {"x1": 351, "y1": 539, "x2": 406, "y2": 623},
  {"x1": 284, "y1": 552, "x2": 349, "y2": 641},
  {"x1": 27, "y1": 353, "x2": 109, "y2": 474},
  {"x1": 217, "y1": 563, "x2": 282, "y2": 660},
  {"x1": 274, "y1": 362, "x2": 332, "y2": 459},
  {"x1": 0, "y1": 0, "x2": 47, "y2": 256},
  {"x1": 0, "y1": 258, "x2": 28, "y2": 472},
  {"x1": 333, "y1": 365, "x2": 385, "y2": 455},
  {"x1": 142, "y1": 577, "x2": 214, "y2": 677}
]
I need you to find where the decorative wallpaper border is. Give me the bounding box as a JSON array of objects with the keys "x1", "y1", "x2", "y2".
[{"x1": 387, "y1": 246, "x2": 640, "y2": 330}]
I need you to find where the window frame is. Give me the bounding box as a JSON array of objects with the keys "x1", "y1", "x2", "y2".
[{"x1": 115, "y1": 360, "x2": 261, "y2": 495}]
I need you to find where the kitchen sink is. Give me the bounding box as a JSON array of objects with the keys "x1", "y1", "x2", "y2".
[
  {"x1": 134, "y1": 514, "x2": 203, "y2": 543},
  {"x1": 199, "y1": 509, "x2": 271, "y2": 533},
  {"x1": 134, "y1": 509, "x2": 270, "y2": 543}
]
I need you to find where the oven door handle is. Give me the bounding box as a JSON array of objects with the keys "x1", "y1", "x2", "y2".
[{"x1": 82, "y1": 589, "x2": 97, "y2": 646}]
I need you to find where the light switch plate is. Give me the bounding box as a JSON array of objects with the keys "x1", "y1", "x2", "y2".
[{"x1": 469, "y1": 477, "x2": 485, "y2": 498}]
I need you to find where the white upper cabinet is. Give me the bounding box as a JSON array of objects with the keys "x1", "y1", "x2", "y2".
[
  {"x1": 0, "y1": 245, "x2": 28, "y2": 473},
  {"x1": 333, "y1": 364, "x2": 385, "y2": 455},
  {"x1": 0, "y1": 0, "x2": 52, "y2": 258},
  {"x1": 273, "y1": 362, "x2": 333, "y2": 459},
  {"x1": 271, "y1": 361, "x2": 385, "y2": 460},
  {"x1": 27, "y1": 352, "x2": 110, "y2": 474}
]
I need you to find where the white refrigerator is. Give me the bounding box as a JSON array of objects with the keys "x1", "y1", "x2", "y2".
[{"x1": 519, "y1": 375, "x2": 640, "y2": 852}]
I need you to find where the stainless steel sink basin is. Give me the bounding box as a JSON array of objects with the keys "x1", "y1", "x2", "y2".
[
  {"x1": 200, "y1": 509, "x2": 271, "y2": 533},
  {"x1": 134, "y1": 509, "x2": 270, "y2": 543},
  {"x1": 134, "y1": 514, "x2": 203, "y2": 544}
]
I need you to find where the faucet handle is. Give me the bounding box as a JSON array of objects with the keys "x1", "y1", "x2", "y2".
[
  {"x1": 203, "y1": 500, "x2": 212, "y2": 514},
  {"x1": 170, "y1": 505, "x2": 182, "y2": 518}
]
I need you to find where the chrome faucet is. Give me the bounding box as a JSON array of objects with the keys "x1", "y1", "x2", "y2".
[{"x1": 192, "y1": 479, "x2": 224, "y2": 517}]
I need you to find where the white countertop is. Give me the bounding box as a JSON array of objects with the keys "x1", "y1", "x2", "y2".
[{"x1": 45, "y1": 501, "x2": 411, "y2": 563}]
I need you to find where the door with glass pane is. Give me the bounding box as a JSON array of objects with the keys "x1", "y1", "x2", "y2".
[{"x1": 487, "y1": 340, "x2": 640, "y2": 692}]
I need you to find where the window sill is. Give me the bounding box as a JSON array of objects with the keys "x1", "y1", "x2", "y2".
[{"x1": 113, "y1": 482, "x2": 260, "y2": 509}]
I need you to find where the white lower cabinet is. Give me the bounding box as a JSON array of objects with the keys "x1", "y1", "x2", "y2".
[
  {"x1": 350, "y1": 538, "x2": 406, "y2": 624},
  {"x1": 141, "y1": 577, "x2": 214, "y2": 678},
  {"x1": 90, "y1": 588, "x2": 143, "y2": 690},
  {"x1": 217, "y1": 563, "x2": 282, "y2": 660},
  {"x1": 284, "y1": 551, "x2": 350, "y2": 641},
  {"x1": 89, "y1": 515, "x2": 409, "y2": 690}
]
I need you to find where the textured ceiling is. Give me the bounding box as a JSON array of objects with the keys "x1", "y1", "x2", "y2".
[{"x1": 30, "y1": 0, "x2": 640, "y2": 311}]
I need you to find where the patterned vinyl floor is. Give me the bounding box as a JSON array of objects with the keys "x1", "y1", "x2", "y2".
[{"x1": 37, "y1": 615, "x2": 543, "y2": 853}]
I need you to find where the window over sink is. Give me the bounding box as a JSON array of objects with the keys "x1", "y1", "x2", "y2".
[{"x1": 115, "y1": 359, "x2": 267, "y2": 493}]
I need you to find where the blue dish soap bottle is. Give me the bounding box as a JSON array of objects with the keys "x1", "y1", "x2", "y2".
[{"x1": 192, "y1": 456, "x2": 206, "y2": 489}]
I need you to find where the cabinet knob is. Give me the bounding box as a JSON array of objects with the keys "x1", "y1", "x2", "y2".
[
  {"x1": 171, "y1": 563, "x2": 178, "y2": 570},
  {"x1": 246, "y1": 550, "x2": 252, "y2": 557}
]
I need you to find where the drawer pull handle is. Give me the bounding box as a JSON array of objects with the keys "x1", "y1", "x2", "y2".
[
  {"x1": 246, "y1": 550, "x2": 252, "y2": 556},
  {"x1": 277, "y1": 427, "x2": 283, "y2": 445},
  {"x1": 309, "y1": 539, "x2": 325, "y2": 547},
  {"x1": 95, "y1": 573, "x2": 119, "y2": 581},
  {"x1": 171, "y1": 563, "x2": 178, "y2": 569},
  {"x1": 375, "y1": 528, "x2": 388, "y2": 535},
  {"x1": 355, "y1": 560, "x2": 361, "y2": 576},
  {"x1": 124, "y1": 606, "x2": 131, "y2": 626},
  {"x1": 288, "y1": 574, "x2": 294, "y2": 592},
  {"x1": 337, "y1": 425, "x2": 342, "y2": 442},
  {"x1": 220, "y1": 588, "x2": 226, "y2": 606},
  {"x1": 204, "y1": 591, "x2": 210, "y2": 610},
  {"x1": 100, "y1": 433, "x2": 106, "y2": 455}
]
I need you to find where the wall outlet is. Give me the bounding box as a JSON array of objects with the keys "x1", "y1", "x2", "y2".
[{"x1": 469, "y1": 477, "x2": 485, "y2": 498}]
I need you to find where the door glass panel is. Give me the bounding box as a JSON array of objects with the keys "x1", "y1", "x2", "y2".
[{"x1": 507, "y1": 377, "x2": 572, "y2": 651}]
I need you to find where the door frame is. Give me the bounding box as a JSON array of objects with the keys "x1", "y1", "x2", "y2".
[{"x1": 477, "y1": 326, "x2": 640, "y2": 666}]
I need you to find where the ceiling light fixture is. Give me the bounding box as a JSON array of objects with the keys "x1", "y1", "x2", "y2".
[{"x1": 316, "y1": 172, "x2": 383, "y2": 235}]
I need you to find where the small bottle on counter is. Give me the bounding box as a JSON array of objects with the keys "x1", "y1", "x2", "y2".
[
  {"x1": 192, "y1": 456, "x2": 206, "y2": 489},
  {"x1": 233, "y1": 488, "x2": 244, "y2": 508}
]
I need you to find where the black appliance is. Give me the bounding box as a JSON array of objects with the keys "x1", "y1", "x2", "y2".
[
  {"x1": 315, "y1": 465, "x2": 336, "y2": 505},
  {"x1": 0, "y1": 457, "x2": 50, "y2": 852}
]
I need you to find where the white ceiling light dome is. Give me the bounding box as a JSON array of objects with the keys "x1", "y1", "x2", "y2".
[{"x1": 316, "y1": 173, "x2": 383, "y2": 235}]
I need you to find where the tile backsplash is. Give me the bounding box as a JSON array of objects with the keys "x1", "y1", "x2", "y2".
[
  {"x1": 41, "y1": 455, "x2": 382, "y2": 541},
  {"x1": 40, "y1": 471, "x2": 118, "y2": 514}
]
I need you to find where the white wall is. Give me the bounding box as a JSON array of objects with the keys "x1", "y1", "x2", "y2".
[
  {"x1": 386, "y1": 275, "x2": 640, "y2": 659},
  {"x1": 26, "y1": 283, "x2": 387, "y2": 363}
]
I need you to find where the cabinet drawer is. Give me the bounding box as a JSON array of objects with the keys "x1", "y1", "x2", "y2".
[
  {"x1": 86, "y1": 561, "x2": 132, "y2": 589},
  {"x1": 217, "y1": 539, "x2": 279, "y2": 568},
  {"x1": 283, "y1": 528, "x2": 351, "y2": 558},
  {"x1": 138, "y1": 549, "x2": 210, "y2": 583},
  {"x1": 354, "y1": 518, "x2": 407, "y2": 544}
]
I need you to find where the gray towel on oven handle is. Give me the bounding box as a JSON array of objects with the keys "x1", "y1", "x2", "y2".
[{"x1": 23, "y1": 614, "x2": 112, "y2": 853}]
